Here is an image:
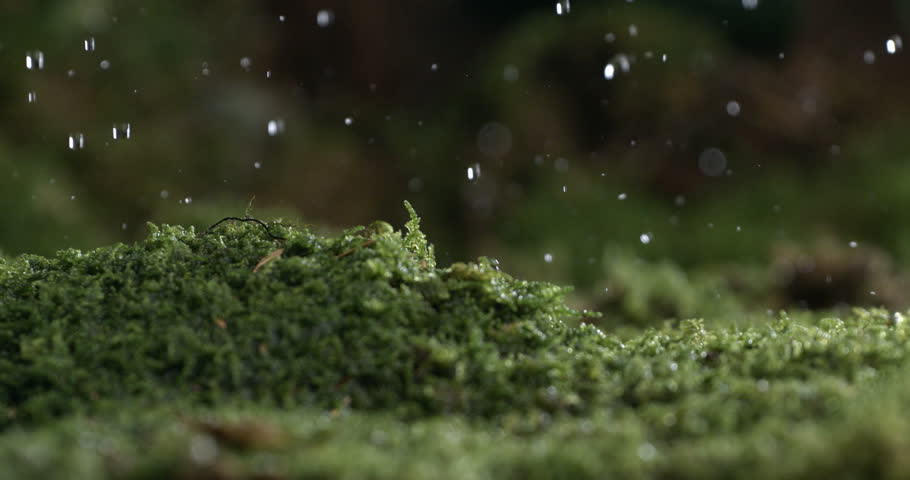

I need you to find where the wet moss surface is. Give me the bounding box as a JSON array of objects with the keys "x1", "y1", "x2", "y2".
[{"x1": 3, "y1": 204, "x2": 910, "y2": 479}]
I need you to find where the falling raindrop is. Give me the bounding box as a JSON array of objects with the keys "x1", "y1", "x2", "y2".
[
  {"x1": 240, "y1": 57, "x2": 252, "y2": 71},
  {"x1": 112, "y1": 123, "x2": 131, "y2": 140},
  {"x1": 316, "y1": 9, "x2": 334, "y2": 27},
  {"x1": 267, "y1": 119, "x2": 285, "y2": 136},
  {"x1": 27, "y1": 91, "x2": 37, "y2": 103},
  {"x1": 628, "y1": 24, "x2": 638, "y2": 37},
  {"x1": 640, "y1": 233, "x2": 652, "y2": 244},
  {"x1": 476, "y1": 122, "x2": 513, "y2": 158},
  {"x1": 544, "y1": 253, "x2": 554, "y2": 263},
  {"x1": 698, "y1": 147, "x2": 727, "y2": 176},
  {"x1": 603, "y1": 54, "x2": 631, "y2": 80},
  {"x1": 886, "y1": 35, "x2": 903, "y2": 54},
  {"x1": 618, "y1": 192, "x2": 627, "y2": 200},
  {"x1": 25, "y1": 51, "x2": 44, "y2": 70},
  {"x1": 503, "y1": 64, "x2": 520, "y2": 82},
  {"x1": 430, "y1": 63, "x2": 439, "y2": 72},
  {"x1": 742, "y1": 0, "x2": 759, "y2": 10},
  {"x1": 726, "y1": 100, "x2": 741, "y2": 116},
  {"x1": 99, "y1": 59, "x2": 111, "y2": 70},
  {"x1": 201, "y1": 62, "x2": 211, "y2": 76},
  {"x1": 863, "y1": 50, "x2": 876, "y2": 64},
  {"x1": 67, "y1": 133, "x2": 85, "y2": 150},
  {"x1": 849, "y1": 241, "x2": 858, "y2": 248},
  {"x1": 254, "y1": 161, "x2": 262, "y2": 169},
  {"x1": 278, "y1": 15, "x2": 287, "y2": 22},
  {"x1": 184, "y1": 196, "x2": 193, "y2": 205},
  {"x1": 555, "y1": 0, "x2": 570, "y2": 15},
  {"x1": 344, "y1": 116, "x2": 354, "y2": 126},
  {"x1": 84, "y1": 37, "x2": 95, "y2": 52},
  {"x1": 467, "y1": 163, "x2": 481, "y2": 182},
  {"x1": 603, "y1": 63, "x2": 616, "y2": 80},
  {"x1": 160, "y1": 190, "x2": 169, "y2": 199}
]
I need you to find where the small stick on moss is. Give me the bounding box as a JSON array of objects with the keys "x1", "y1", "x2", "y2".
[
  {"x1": 253, "y1": 248, "x2": 284, "y2": 272},
  {"x1": 335, "y1": 239, "x2": 377, "y2": 259},
  {"x1": 199, "y1": 217, "x2": 286, "y2": 241}
]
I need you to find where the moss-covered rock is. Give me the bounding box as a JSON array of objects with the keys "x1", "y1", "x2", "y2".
[{"x1": 3, "y1": 204, "x2": 910, "y2": 479}]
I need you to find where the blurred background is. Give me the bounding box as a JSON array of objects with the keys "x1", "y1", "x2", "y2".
[{"x1": 3, "y1": 0, "x2": 910, "y2": 331}]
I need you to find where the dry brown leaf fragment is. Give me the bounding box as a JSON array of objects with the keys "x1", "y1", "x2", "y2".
[
  {"x1": 214, "y1": 318, "x2": 227, "y2": 329},
  {"x1": 253, "y1": 248, "x2": 285, "y2": 272}
]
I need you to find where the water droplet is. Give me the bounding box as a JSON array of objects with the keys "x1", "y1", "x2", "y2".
[
  {"x1": 84, "y1": 37, "x2": 95, "y2": 52},
  {"x1": 254, "y1": 161, "x2": 262, "y2": 169},
  {"x1": 112, "y1": 123, "x2": 131, "y2": 140},
  {"x1": 266, "y1": 70, "x2": 272, "y2": 78},
  {"x1": 555, "y1": 0, "x2": 570, "y2": 15},
  {"x1": 661, "y1": 53, "x2": 668, "y2": 62},
  {"x1": 640, "y1": 233, "x2": 651, "y2": 244},
  {"x1": 886, "y1": 35, "x2": 903, "y2": 54},
  {"x1": 544, "y1": 253, "x2": 554, "y2": 263},
  {"x1": 316, "y1": 9, "x2": 334, "y2": 27},
  {"x1": 240, "y1": 57, "x2": 252, "y2": 71},
  {"x1": 562, "y1": 185, "x2": 568, "y2": 193},
  {"x1": 99, "y1": 59, "x2": 111, "y2": 70},
  {"x1": 736, "y1": 225, "x2": 742, "y2": 232},
  {"x1": 849, "y1": 241, "x2": 858, "y2": 248},
  {"x1": 160, "y1": 190, "x2": 169, "y2": 199},
  {"x1": 25, "y1": 51, "x2": 44, "y2": 70},
  {"x1": 27, "y1": 91, "x2": 37, "y2": 103},
  {"x1": 503, "y1": 64, "x2": 520, "y2": 82},
  {"x1": 183, "y1": 196, "x2": 193, "y2": 205},
  {"x1": 476, "y1": 122, "x2": 513, "y2": 158},
  {"x1": 617, "y1": 192, "x2": 627, "y2": 200},
  {"x1": 67, "y1": 69, "x2": 77, "y2": 78},
  {"x1": 430, "y1": 63, "x2": 439, "y2": 72},
  {"x1": 344, "y1": 116, "x2": 354, "y2": 126},
  {"x1": 863, "y1": 50, "x2": 876, "y2": 64},
  {"x1": 121, "y1": 223, "x2": 128, "y2": 230},
  {"x1": 742, "y1": 0, "x2": 759, "y2": 10},
  {"x1": 467, "y1": 163, "x2": 481, "y2": 182},
  {"x1": 201, "y1": 62, "x2": 211, "y2": 76},
  {"x1": 604, "y1": 32, "x2": 616, "y2": 43},
  {"x1": 637, "y1": 442, "x2": 657, "y2": 461},
  {"x1": 674, "y1": 195, "x2": 686, "y2": 207},
  {"x1": 603, "y1": 54, "x2": 630, "y2": 80},
  {"x1": 698, "y1": 147, "x2": 727, "y2": 176},
  {"x1": 267, "y1": 119, "x2": 285, "y2": 136},
  {"x1": 726, "y1": 100, "x2": 741, "y2": 116},
  {"x1": 67, "y1": 133, "x2": 85, "y2": 150},
  {"x1": 70, "y1": 195, "x2": 77, "y2": 201},
  {"x1": 628, "y1": 24, "x2": 638, "y2": 37},
  {"x1": 278, "y1": 14, "x2": 287, "y2": 22}
]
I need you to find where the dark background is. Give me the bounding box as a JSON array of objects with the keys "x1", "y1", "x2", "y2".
[{"x1": 3, "y1": 0, "x2": 910, "y2": 324}]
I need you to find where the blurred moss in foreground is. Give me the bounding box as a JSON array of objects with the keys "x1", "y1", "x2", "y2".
[{"x1": 2, "y1": 204, "x2": 910, "y2": 478}]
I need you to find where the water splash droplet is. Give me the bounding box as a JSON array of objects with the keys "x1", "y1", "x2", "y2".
[
  {"x1": 849, "y1": 241, "x2": 858, "y2": 248},
  {"x1": 84, "y1": 37, "x2": 95, "y2": 52},
  {"x1": 886, "y1": 35, "x2": 903, "y2": 54},
  {"x1": 25, "y1": 51, "x2": 44, "y2": 70},
  {"x1": 618, "y1": 192, "x2": 627, "y2": 200},
  {"x1": 698, "y1": 148, "x2": 727, "y2": 176},
  {"x1": 278, "y1": 14, "x2": 287, "y2": 22},
  {"x1": 863, "y1": 50, "x2": 876, "y2": 64},
  {"x1": 467, "y1": 163, "x2": 481, "y2": 182},
  {"x1": 99, "y1": 59, "x2": 111, "y2": 70},
  {"x1": 67, "y1": 133, "x2": 85, "y2": 150},
  {"x1": 344, "y1": 116, "x2": 354, "y2": 126},
  {"x1": 726, "y1": 100, "x2": 741, "y2": 116},
  {"x1": 430, "y1": 63, "x2": 439, "y2": 72},
  {"x1": 112, "y1": 123, "x2": 131, "y2": 140},
  {"x1": 316, "y1": 9, "x2": 334, "y2": 27},
  {"x1": 555, "y1": 0, "x2": 570, "y2": 15},
  {"x1": 544, "y1": 253, "x2": 554, "y2": 263},
  {"x1": 640, "y1": 233, "x2": 652, "y2": 244},
  {"x1": 741, "y1": 0, "x2": 759, "y2": 10},
  {"x1": 604, "y1": 54, "x2": 630, "y2": 80},
  {"x1": 254, "y1": 161, "x2": 262, "y2": 169},
  {"x1": 27, "y1": 91, "x2": 37, "y2": 103},
  {"x1": 160, "y1": 190, "x2": 169, "y2": 199},
  {"x1": 240, "y1": 57, "x2": 252, "y2": 71},
  {"x1": 267, "y1": 119, "x2": 285, "y2": 136}
]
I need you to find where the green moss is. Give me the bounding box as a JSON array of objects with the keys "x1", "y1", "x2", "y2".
[{"x1": 3, "y1": 206, "x2": 910, "y2": 478}]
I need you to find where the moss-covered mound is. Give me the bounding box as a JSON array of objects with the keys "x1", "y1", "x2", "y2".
[{"x1": 3, "y1": 204, "x2": 910, "y2": 479}]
